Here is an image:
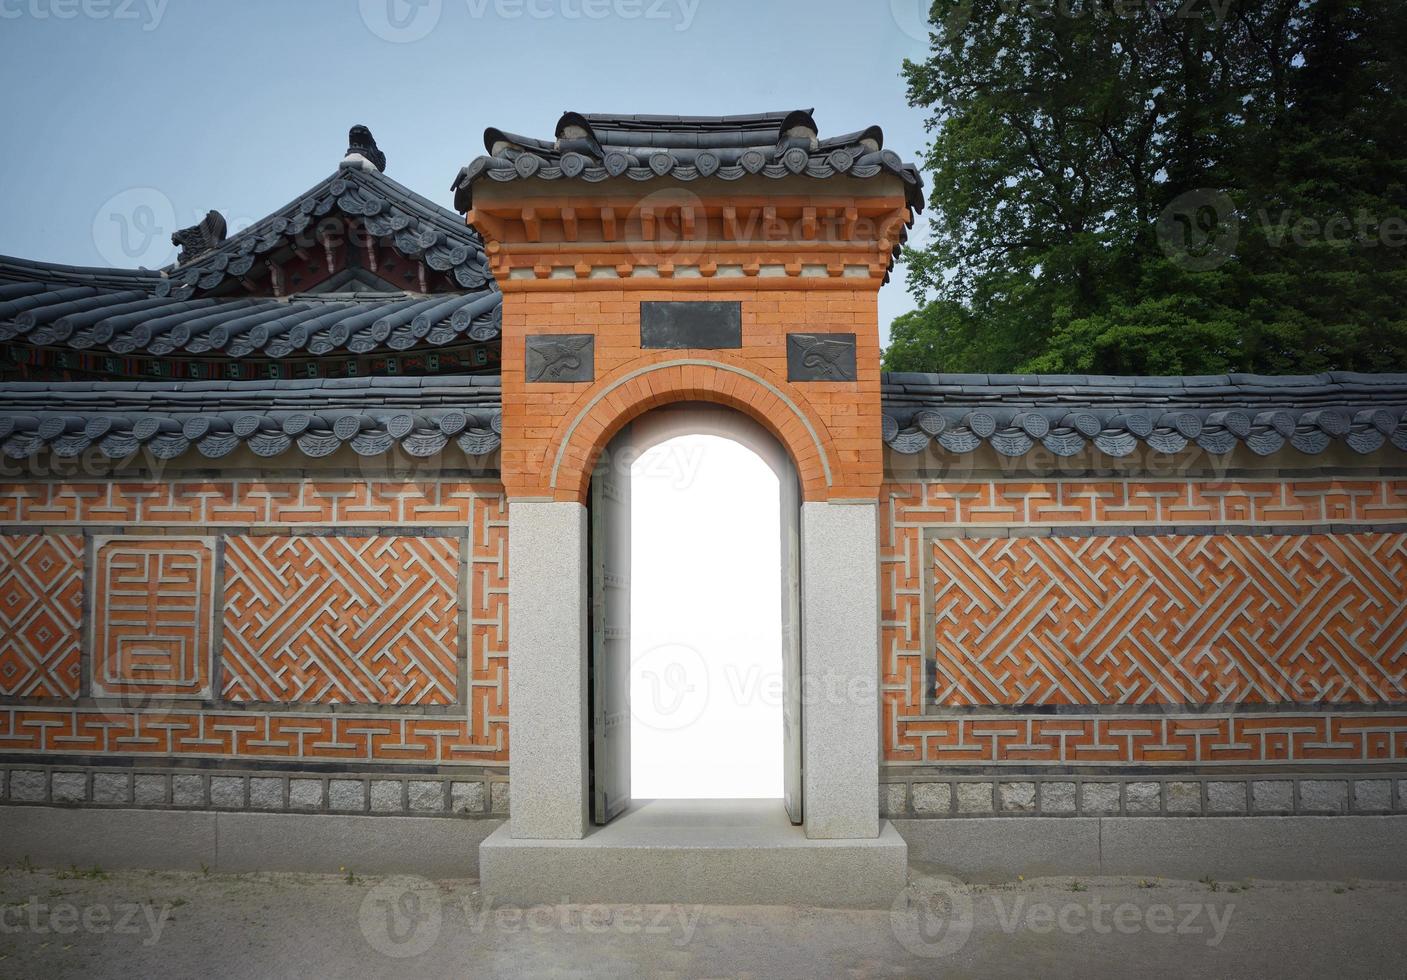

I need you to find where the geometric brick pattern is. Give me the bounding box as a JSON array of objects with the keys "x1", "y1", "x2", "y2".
[
  {"x1": 0, "y1": 534, "x2": 83, "y2": 699},
  {"x1": 467, "y1": 495, "x2": 509, "y2": 749},
  {"x1": 0, "y1": 481, "x2": 501, "y2": 527},
  {"x1": 884, "y1": 713, "x2": 1407, "y2": 767},
  {"x1": 0, "y1": 482, "x2": 509, "y2": 767},
  {"x1": 222, "y1": 535, "x2": 461, "y2": 705},
  {"x1": 880, "y1": 480, "x2": 1407, "y2": 765},
  {"x1": 0, "y1": 708, "x2": 506, "y2": 765},
  {"x1": 883, "y1": 478, "x2": 1407, "y2": 528},
  {"x1": 92, "y1": 537, "x2": 214, "y2": 700},
  {"x1": 1, "y1": 708, "x2": 1402, "y2": 768},
  {"x1": 931, "y1": 532, "x2": 1407, "y2": 707}
]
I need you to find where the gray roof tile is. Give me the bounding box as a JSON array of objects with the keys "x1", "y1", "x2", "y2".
[
  {"x1": 0, "y1": 376, "x2": 502, "y2": 462},
  {"x1": 880, "y1": 372, "x2": 1407, "y2": 459}
]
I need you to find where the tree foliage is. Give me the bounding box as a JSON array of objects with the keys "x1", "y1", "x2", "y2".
[{"x1": 888, "y1": 0, "x2": 1407, "y2": 376}]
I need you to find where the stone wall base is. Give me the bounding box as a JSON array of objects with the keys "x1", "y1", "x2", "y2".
[
  {"x1": 0, "y1": 806, "x2": 502, "y2": 878},
  {"x1": 881, "y1": 772, "x2": 1407, "y2": 818},
  {"x1": 4, "y1": 804, "x2": 1402, "y2": 890},
  {"x1": 0, "y1": 763, "x2": 509, "y2": 819},
  {"x1": 895, "y1": 814, "x2": 1407, "y2": 883}
]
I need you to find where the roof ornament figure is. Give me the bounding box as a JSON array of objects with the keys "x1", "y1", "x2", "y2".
[
  {"x1": 342, "y1": 124, "x2": 386, "y2": 173},
  {"x1": 170, "y1": 210, "x2": 227, "y2": 265}
]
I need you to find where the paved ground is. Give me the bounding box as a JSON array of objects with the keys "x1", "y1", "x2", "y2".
[{"x1": 1, "y1": 859, "x2": 1404, "y2": 978}]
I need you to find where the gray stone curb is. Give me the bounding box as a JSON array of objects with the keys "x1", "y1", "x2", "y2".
[
  {"x1": 0, "y1": 764, "x2": 508, "y2": 819},
  {"x1": 880, "y1": 773, "x2": 1407, "y2": 818}
]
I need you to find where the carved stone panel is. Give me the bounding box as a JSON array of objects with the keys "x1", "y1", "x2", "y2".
[
  {"x1": 787, "y1": 332, "x2": 857, "y2": 381},
  {"x1": 640, "y1": 301, "x2": 742, "y2": 349},
  {"x1": 526, "y1": 334, "x2": 595, "y2": 383}
]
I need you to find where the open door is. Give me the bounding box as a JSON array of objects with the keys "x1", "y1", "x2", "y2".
[
  {"x1": 780, "y1": 464, "x2": 803, "y2": 824},
  {"x1": 590, "y1": 424, "x2": 632, "y2": 825}
]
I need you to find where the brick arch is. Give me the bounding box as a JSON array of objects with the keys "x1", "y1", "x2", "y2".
[{"x1": 547, "y1": 358, "x2": 834, "y2": 503}]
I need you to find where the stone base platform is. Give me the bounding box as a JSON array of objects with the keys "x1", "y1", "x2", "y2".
[{"x1": 479, "y1": 799, "x2": 909, "y2": 909}]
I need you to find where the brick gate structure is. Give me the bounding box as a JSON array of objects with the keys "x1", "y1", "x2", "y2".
[{"x1": 0, "y1": 116, "x2": 1405, "y2": 898}]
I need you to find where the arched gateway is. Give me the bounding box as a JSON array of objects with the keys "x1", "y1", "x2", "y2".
[{"x1": 467, "y1": 110, "x2": 922, "y2": 904}]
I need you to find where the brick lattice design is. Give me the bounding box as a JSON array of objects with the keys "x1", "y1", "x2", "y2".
[
  {"x1": 222, "y1": 535, "x2": 461, "y2": 705},
  {"x1": 0, "y1": 481, "x2": 499, "y2": 527},
  {"x1": 931, "y1": 532, "x2": 1407, "y2": 707},
  {"x1": 0, "y1": 709, "x2": 505, "y2": 764},
  {"x1": 881, "y1": 479, "x2": 1407, "y2": 765},
  {"x1": 0, "y1": 483, "x2": 509, "y2": 765},
  {"x1": 93, "y1": 537, "x2": 214, "y2": 699},
  {"x1": 0, "y1": 534, "x2": 83, "y2": 699},
  {"x1": 468, "y1": 495, "x2": 509, "y2": 747},
  {"x1": 885, "y1": 479, "x2": 1407, "y2": 528}
]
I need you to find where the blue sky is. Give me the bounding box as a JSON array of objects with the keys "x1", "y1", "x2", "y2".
[{"x1": 0, "y1": 0, "x2": 936, "y2": 343}]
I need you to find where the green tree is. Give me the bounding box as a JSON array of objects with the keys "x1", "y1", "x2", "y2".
[{"x1": 888, "y1": 0, "x2": 1407, "y2": 376}]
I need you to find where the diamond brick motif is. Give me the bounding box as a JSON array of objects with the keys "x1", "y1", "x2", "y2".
[{"x1": 0, "y1": 534, "x2": 83, "y2": 698}]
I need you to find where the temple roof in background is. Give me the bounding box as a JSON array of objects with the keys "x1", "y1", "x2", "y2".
[
  {"x1": 452, "y1": 109, "x2": 924, "y2": 213},
  {"x1": 0, "y1": 128, "x2": 501, "y2": 382}
]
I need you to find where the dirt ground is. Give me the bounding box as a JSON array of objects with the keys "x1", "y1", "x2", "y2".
[{"x1": 1, "y1": 859, "x2": 1404, "y2": 978}]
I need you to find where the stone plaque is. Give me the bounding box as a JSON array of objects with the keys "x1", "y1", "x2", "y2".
[
  {"x1": 526, "y1": 334, "x2": 595, "y2": 382},
  {"x1": 787, "y1": 333, "x2": 857, "y2": 381},
  {"x1": 640, "y1": 301, "x2": 742, "y2": 349}
]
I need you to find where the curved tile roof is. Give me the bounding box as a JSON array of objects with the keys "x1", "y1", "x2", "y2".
[
  {"x1": 160, "y1": 165, "x2": 495, "y2": 299},
  {"x1": 0, "y1": 257, "x2": 502, "y2": 363},
  {"x1": 881, "y1": 372, "x2": 1407, "y2": 458},
  {"x1": 451, "y1": 109, "x2": 925, "y2": 214},
  {"x1": 0, "y1": 376, "x2": 502, "y2": 461},
  {"x1": 1, "y1": 159, "x2": 501, "y2": 373}
]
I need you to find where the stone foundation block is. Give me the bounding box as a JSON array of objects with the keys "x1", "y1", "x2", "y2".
[{"x1": 911, "y1": 782, "x2": 952, "y2": 815}]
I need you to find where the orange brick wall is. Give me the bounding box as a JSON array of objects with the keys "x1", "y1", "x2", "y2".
[
  {"x1": 0, "y1": 480, "x2": 508, "y2": 767},
  {"x1": 882, "y1": 477, "x2": 1407, "y2": 769},
  {"x1": 500, "y1": 285, "x2": 882, "y2": 503}
]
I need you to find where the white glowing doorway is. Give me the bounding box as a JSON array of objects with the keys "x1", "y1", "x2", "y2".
[{"x1": 587, "y1": 404, "x2": 802, "y2": 821}]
